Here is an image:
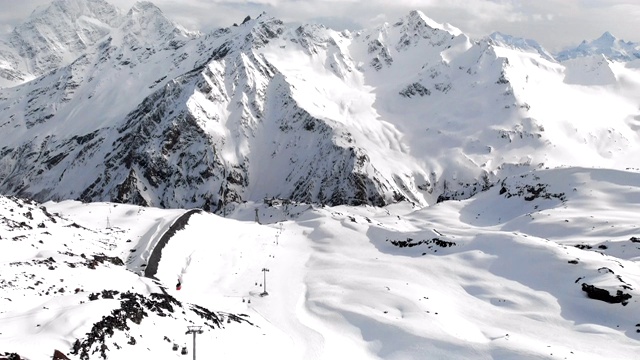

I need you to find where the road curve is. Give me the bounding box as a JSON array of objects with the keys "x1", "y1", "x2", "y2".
[{"x1": 143, "y1": 209, "x2": 201, "y2": 280}]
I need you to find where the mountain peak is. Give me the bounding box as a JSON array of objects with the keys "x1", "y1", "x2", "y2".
[
  {"x1": 126, "y1": 0, "x2": 167, "y2": 22},
  {"x1": 386, "y1": 9, "x2": 462, "y2": 52},
  {"x1": 401, "y1": 9, "x2": 459, "y2": 35},
  {"x1": 8, "y1": 0, "x2": 123, "y2": 75},
  {"x1": 122, "y1": 1, "x2": 194, "y2": 40},
  {"x1": 407, "y1": 10, "x2": 435, "y2": 25},
  {"x1": 45, "y1": 0, "x2": 122, "y2": 27},
  {"x1": 245, "y1": 14, "x2": 285, "y2": 48},
  {"x1": 592, "y1": 31, "x2": 617, "y2": 47},
  {"x1": 17, "y1": 0, "x2": 123, "y2": 33},
  {"x1": 599, "y1": 31, "x2": 615, "y2": 40},
  {"x1": 129, "y1": 1, "x2": 162, "y2": 14}
]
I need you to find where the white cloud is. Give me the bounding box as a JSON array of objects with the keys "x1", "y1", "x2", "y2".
[{"x1": 0, "y1": 24, "x2": 12, "y2": 34}]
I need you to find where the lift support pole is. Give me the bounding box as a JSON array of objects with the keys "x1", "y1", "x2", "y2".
[
  {"x1": 261, "y1": 268, "x2": 270, "y2": 296},
  {"x1": 186, "y1": 326, "x2": 204, "y2": 360}
]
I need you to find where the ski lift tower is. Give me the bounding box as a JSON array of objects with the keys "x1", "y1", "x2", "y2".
[
  {"x1": 185, "y1": 326, "x2": 204, "y2": 360},
  {"x1": 261, "y1": 268, "x2": 270, "y2": 296}
]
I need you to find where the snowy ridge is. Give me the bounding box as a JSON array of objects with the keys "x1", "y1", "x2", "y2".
[{"x1": 488, "y1": 32, "x2": 555, "y2": 62}]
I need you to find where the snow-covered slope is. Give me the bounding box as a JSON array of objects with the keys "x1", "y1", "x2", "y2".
[
  {"x1": 488, "y1": 32, "x2": 555, "y2": 62},
  {"x1": 2, "y1": 164, "x2": 640, "y2": 359},
  {"x1": 1, "y1": 2, "x2": 640, "y2": 214},
  {"x1": 0, "y1": 195, "x2": 258, "y2": 359}
]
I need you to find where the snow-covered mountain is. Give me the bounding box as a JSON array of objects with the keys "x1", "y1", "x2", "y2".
[
  {"x1": 0, "y1": 0, "x2": 197, "y2": 88},
  {"x1": 556, "y1": 31, "x2": 640, "y2": 62},
  {"x1": 488, "y1": 32, "x2": 555, "y2": 62},
  {"x1": 1, "y1": 1, "x2": 638, "y2": 214},
  {"x1": 1, "y1": 2, "x2": 640, "y2": 358},
  {"x1": 0, "y1": 0, "x2": 122, "y2": 87}
]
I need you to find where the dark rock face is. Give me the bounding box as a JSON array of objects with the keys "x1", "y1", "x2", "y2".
[
  {"x1": 77, "y1": 75, "x2": 229, "y2": 211},
  {"x1": 0, "y1": 353, "x2": 23, "y2": 360},
  {"x1": 500, "y1": 182, "x2": 566, "y2": 202},
  {"x1": 52, "y1": 349, "x2": 70, "y2": 360},
  {"x1": 581, "y1": 283, "x2": 632, "y2": 306},
  {"x1": 435, "y1": 173, "x2": 495, "y2": 203},
  {"x1": 494, "y1": 172, "x2": 567, "y2": 205},
  {"x1": 399, "y1": 83, "x2": 431, "y2": 98},
  {"x1": 389, "y1": 237, "x2": 456, "y2": 249}
]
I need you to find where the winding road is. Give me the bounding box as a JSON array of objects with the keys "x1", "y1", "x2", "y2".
[{"x1": 143, "y1": 209, "x2": 201, "y2": 280}]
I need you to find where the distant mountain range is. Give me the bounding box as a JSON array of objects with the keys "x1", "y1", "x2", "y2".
[
  {"x1": 1, "y1": 3, "x2": 638, "y2": 89},
  {"x1": 0, "y1": 0, "x2": 639, "y2": 213},
  {"x1": 556, "y1": 31, "x2": 640, "y2": 62}
]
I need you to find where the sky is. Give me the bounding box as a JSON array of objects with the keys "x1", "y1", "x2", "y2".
[{"x1": 0, "y1": 0, "x2": 639, "y2": 52}]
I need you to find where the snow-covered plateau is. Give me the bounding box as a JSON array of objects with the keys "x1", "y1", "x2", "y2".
[{"x1": 1, "y1": 0, "x2": 640, "y2": 359}]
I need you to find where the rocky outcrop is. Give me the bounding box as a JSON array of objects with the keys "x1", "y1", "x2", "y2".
[
  {"x1": 71, "y1": 290, "x2": 251, "y2": 360},
  {"x1": 581, "y1": 283, "x2": 632, "y2": 305}
]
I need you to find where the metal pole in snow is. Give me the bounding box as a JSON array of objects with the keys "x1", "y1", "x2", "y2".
[
  {"x1": 186, "y1": 326, "x2": 203, "y2": 360},
  {"x1": 262, "y1": 268, "x2": 269, "y2": 295}
]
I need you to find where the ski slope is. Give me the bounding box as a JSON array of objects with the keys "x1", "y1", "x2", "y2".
[{"x1": 2, "y1": 166, "x2": 638, "y2": 359}]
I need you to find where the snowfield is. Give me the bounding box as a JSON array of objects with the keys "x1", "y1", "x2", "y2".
[{"x1": 2, "y1": 165, "x2": 640, "y2": 359}]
